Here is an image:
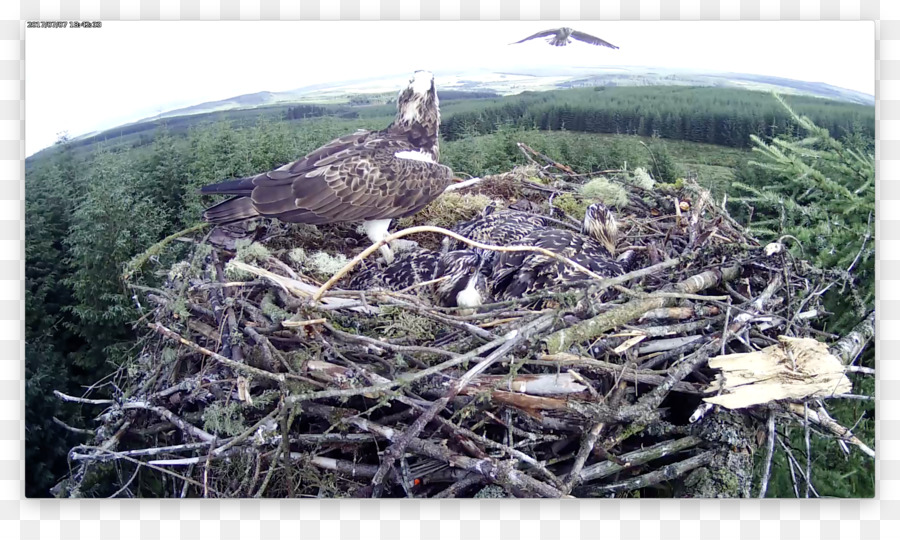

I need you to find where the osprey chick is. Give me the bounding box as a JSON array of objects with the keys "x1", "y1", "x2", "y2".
[
  {"x1": 348, "y1": 248, "x2": 490, "y2": 309},
  {"x1": 200, "y1": 70, "x2": 452, "y2": 264},
  {"x1": 511, "y1": 27, "x2": 619, "y2": 49},
  {"x1": 490, "y1": 203, "x2": 623, "y2": 300}
]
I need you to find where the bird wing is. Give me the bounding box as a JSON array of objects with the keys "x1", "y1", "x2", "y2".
[
  {"x1": 491, "y1": 231, "x2": 622, "y2": 299},
  {"x1": 570, "y1": 30, "x2": 619, "y2": 49},
  {"x1": 244, "y1": 132, "x2": 453, "y2": 224},
  {"x1": 511, "y1": 29, "x2": 561, "y2": 44}
]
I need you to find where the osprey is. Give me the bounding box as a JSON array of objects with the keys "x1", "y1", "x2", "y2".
[
  {"x1": 511, "y1": 27, "x2": 619, "y2": 49},
  {"x1": 200, "y1": 70, "x2": 452, "y2": 263},
  {"x1": 490, "y1": 203, "x2": 624, "y2": 300},
  {"x1": 347, "y1": 248, "x2": 490, "y2": 309}
]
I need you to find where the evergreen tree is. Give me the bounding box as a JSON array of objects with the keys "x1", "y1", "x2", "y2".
[{"x1": 733, "y1": 94, "x2": 874, "y2": 330}]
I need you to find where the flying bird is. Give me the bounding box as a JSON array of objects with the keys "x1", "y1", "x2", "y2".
[
  {"x1": 348, "y1": 248, "x2": 490, "y2": 309},
  {"x1": 511, "y1": 27, "x2": 619, "y2": 49},
  {"x1": 490, "y1": 203, "x2": 624, "y2": 300},
  {"x1": 200, "y1": 70, "x2": 452, "y2": 264}
]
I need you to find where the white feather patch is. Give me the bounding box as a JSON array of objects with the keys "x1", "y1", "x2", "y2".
[
  {"x1": 410, "y1": 71, "x2": 433, "y2": 95},
  {"x1": 394, "y1": 150, "x2": 434, "y2": 163},
  {"x1": 362, "y1": 219, "x2": 392, "y2": 244},
  {"x1": 456, "y1": 276, "x2": 483, "y2": 309}
]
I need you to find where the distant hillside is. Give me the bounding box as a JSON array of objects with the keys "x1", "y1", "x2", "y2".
[
  {"x1": 26, "y1": 76, "x2": 873, "y2": 165},
  {"x1": 127, "y1": 66, "x2": 873, "y2": 127},
  {"x1": 557, "y1": 68, "x2": 874, "y2": 106}
]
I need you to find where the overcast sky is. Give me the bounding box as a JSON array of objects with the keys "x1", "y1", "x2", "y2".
[{"x1": 26, "y1": 20, "x2": 874, "y2": 157}]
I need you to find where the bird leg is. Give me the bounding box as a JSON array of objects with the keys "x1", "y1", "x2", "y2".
[{"x1": 363, "y1": 219, "x2": 395, "y2": 264}]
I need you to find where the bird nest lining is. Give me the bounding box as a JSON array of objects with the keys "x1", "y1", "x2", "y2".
[{"x1": 57, "y1": 163, "x2": 873, "y2": 499}]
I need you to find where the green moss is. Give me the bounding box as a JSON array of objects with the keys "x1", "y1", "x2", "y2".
[
  {"x1": 309, "y1": 251, "x2": 349, "y2": 277},
  {"x1": 260, "y1": 292, "x2": 291, "y2": 323},
  {"x1": 579, "y1": 178, "x2": 629, "y2": 208},
  {"x1": 288, "y1": 247, "x2": 309, "y2": 266},
  {"x1": 224, "y1": 260, "x2": 255, "y2": 281},
  {"x1": 234, "y1": 239, "x2": 270, "y2": 264},
  {"x1": 552, "y1": 193, "x2": 589, "y2": 219},
  {"x1": 629, "y1": 167, "x2": 656, "y2": 190},
  {"x1": 202, "y1": 402, "x2": 247, "y2": 437}
]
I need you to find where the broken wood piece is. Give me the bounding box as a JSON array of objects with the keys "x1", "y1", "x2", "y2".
[{"x1": 703, "y1": 336, "x2": 852, "y2": 409}]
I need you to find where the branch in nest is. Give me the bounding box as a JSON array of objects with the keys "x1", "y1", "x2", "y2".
[
  {"x1": 576, "y1": 449, "x2": 715, "y2": 496},
  {"x1": 545, "y1": 265, "x2": 742, "y2": 354},
  {"x1": 149, "y1": 322, "x2": 286, "y2": 383},
  {"x1": 786, "y1": 403, "x2": 874, "y2": 458}
]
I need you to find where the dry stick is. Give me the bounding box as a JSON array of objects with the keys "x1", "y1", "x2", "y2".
[
  {"x1": 53, "y1": 417, "x2": 95, "y2": 436},
  {"x1": 369, "y1": 314, "x2": 555, "y2": 496},
  {"x1": 561, "y1": 421, "x2": 605, "y2": 495},
  {"x1": 776, "y1": 436, "x2": 820, "y2": 498},
  {"x1": 122, "y1": 401, "x2": 216, "y2": 443},
  {"x1": 312, "y1": 225, "x2": 634, "y2": 303},
  {"x1": 70, "y1": 441, "x2": 215, "y2": 461},
  {"x1": 432, "y1": 474, "x2": 484, "y2": 498},
  {"x1": 122, "y1": 221, "x2": 210, "y2": 280},
  {"x1": 578, "y1": 435, "x2": 703, "y2": 483},
  {"x1": 829, "y1": 310, "x2": 875, "y2": 365},
  {"x1": 324, "y1": 322, "x2": 461, "y2": 358},
  {"x1": 213, "y1": 253, "x2": 245, "y2": 364},
  {"x1": 758, "y1": 408, "x2": 777, "y2": 498},
  {"x1": 786, "y1": 403, "x2": 875, "y2": 458},
  {"x1": 443, "y1": 177, "x2": 484, "y2": 192},
  {"x1": 537, "y1": 354, "x2": 702, "y2": 394},
  {"x1": 74, "y1": 445, "x2": 220, "y2": 496},
  {"x1": 53, "y1": 390, "x2": 114, "y2": 406},
  {"x1": 804, "y1": 403, "x2": 812, "y2": 498},
  {"x1": 285, "y1": 318, "x2": 547, "y2": 405},
  {"x1": 345, "y1": 415, "x2": 563, "y2": 498},
  {"x1": 107, "y1": 464, "x2": 142, "y2": 499},
  {"x1": 577, "y1": 450, "x2": 715, "y2": 496},
  {"x1": 545, "y1": 265, "x2": 741, "y2": 354},
  {"x1": 149, "y1": 323, "x2": 286, "y2": 383},
  {"x1": 391, "y1": 393, "x2": 563, "y2": 488}
]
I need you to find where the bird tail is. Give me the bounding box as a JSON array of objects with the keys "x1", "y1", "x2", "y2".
[
  {"x1": 199, "y1": 176, "x2": 256, "y2": 196},
  {"x1": 202, "y1": 196, "x2": 260, "y2": 224}
]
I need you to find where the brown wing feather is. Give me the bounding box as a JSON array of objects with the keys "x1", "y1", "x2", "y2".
[
  {"x1": 511, "y1": 29, "x2": 560, "y2": 44},
  {"x1": 244, "y1": 134, "x2": 452, "y2": 224},
  {"x1": 570, "y1": 30, "x2": 619, "y2": 49}
]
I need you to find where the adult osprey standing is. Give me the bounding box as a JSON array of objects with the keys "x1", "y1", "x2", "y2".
[
  {"x1": 200, "y1": 70, "x2": 452, "y2": 263},
  {"x1": 511, "y1": 27, "x2": 619, "y2": 49}
]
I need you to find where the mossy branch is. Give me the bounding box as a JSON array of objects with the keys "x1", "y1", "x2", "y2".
[
  {"x1": 123, "y1": 222, "x2": 210, "y2": 281},
  {"x1": 544, "y1": 265, "x2": 741, "y2": 354}
]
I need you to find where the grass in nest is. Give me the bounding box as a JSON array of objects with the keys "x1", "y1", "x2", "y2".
[{"x1": 396, "y1": 191, "x2": 494, "y2": 230}]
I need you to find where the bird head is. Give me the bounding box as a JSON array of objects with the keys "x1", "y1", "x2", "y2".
[
  {"x1": 434, "y1": 250, "x2": 491, "y2": 310},
  {"x1": 394, "y1": 71, "x2": 441, "y2": 157},
  {"x1": 582, "y1": 203, "x2": 619, "y2": 257}
]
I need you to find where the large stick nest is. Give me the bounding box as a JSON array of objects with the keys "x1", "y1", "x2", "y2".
[{"x1": 57, "y1": 158, "x2": 872, "y2": 499}]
